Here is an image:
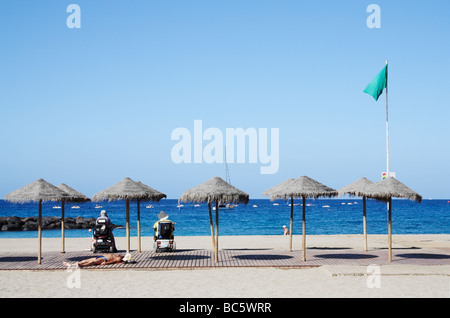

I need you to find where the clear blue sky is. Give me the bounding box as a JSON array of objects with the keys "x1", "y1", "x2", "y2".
[{"x1": 1, "y1": 1, "x2": 449, "y2": 199}]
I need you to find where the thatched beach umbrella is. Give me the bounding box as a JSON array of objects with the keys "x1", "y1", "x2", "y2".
[
  {"x1": 180, "y1": 176, "x2": 249, "y2": 263},
  {"x1": 56, "y1": 183, "x2": 91, "y2": 253},
  {"x1": 263, "y1": 178, "x2": 296, "y2": 251},
  {"x1": 4, "y1": 179, "x2": 71, "y2": 264},
  {"x1": 361, "y1": 177, "x2": 422, "y2": 262},
  {"x1": 264, "y1": 176, "x2": 338, "y2": 261},
  {"x1": 92, "y1": 177, "x2": 160, "y2": 254},
  {"x1": 136, "y1": 181, "x2": 166, "y2": 252},
  {"x1": 338, "y1": 177, "x2": 374, "y2": 251}
]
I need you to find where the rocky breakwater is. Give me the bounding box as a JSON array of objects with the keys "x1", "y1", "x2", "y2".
[{"x1": 0, "y1": 216, "x2": 121, "y2": 231}]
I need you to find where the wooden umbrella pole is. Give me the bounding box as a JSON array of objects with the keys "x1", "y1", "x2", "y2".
[
  {"x1": 388, "y1": 197, "x2": 392, "y2": 262},
  {"x1": 363, "y1": 196, "x2": 367, "y2": 251},
  {"x1": 137, "y1": 199, "x2": 141, "y2": 253},
  {"x1": 61, "y1": 201, "x2": 65, "y2": 253},
  {"x1": 289, "y1": 196, "x2": 293, "y2": 252},
  {"x1": 302, "y1": 196, "x2": 306, "y2": 262},
  {"x1": 208, "y1": 202, "x2": 216, "y2": 257},
  {"x1": 38, "y1": 199, "x2": 42, "y2": 265},
  {"x1": 215, "y1": 200, "x2": 219, "y2": 263},
  {"x1": 126, "y1": 198, "x2": 130, "y2": 254}
]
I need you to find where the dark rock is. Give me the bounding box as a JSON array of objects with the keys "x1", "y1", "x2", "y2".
[
  {"x1": 7, "y1": 216, "x2": 21, "y2": 226},
  {"x1": 22, "y1": 217, "x2": 37, "y2": 223},
  {"x1": 0, "y1": 217, "x2": 8, "y2": 227},
  {"x1": 0, "y1": 216, "x2": 122, "y2": 231},
  {"x1": 2, "y1": 223, "x2": 20, "y2": 231},
  {"x1": 22, "y1": 221, "x2": 38, "y2": 231}
]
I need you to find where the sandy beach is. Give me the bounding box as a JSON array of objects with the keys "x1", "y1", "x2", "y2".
[{"x1": 0, "y1": 234, "x2": 449, "y2": 298}]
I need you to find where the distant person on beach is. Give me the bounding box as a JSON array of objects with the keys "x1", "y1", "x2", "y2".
[
  {"x1": 282, "y1": 225, "x2": 289, "y2": 236},
  {"x1": 64, "y1": 254, "x2": 125, "y2": 268}
]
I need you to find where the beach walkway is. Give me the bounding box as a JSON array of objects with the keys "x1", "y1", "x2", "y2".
[{"x1": 0, "y1": 245, "x2": 449, "y2": 271}]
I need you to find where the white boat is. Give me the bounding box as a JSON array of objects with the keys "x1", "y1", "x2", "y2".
[
  {"x1": 95, "y1": 205, "x2": 103, "y2": 209},
  {"x1": 71, "y1": 206, "x2": 80, "y2": 209},
  {"x1": 146, "y1": 204, "x2": 154, "y2": 209},
  {"x1": 273, "y1": 203, "x2": 279, "y2": 206},
  {"x1": 322, "y1": 205, "x2": 330, "y2": 208},
  {"x1": 253, "y1": 205, "x2": 258, "y2": 208},
  {"x1": 194, "y1": 204, "x2": 200, "y2": 207},
  {"x1": 52, "y1": 206, "x2": 61, "y2": 209}
]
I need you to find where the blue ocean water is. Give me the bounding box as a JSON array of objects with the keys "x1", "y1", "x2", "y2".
[{"x1": 0, "y1": 199, "x2": 449, "y2": 239}]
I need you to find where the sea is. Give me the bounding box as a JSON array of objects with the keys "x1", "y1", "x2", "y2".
[{"x1": 0, "y1": 199, "x2": 449, "y2": 239}]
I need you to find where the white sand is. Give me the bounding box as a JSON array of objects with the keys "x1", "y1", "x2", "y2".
[{"x1": 0, "y1": 234, "x2": 449, "y2": 298}]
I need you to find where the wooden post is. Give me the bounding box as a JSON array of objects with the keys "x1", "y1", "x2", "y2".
[
  {"x1": 289, "y1": 196, "x2": 294, "y2": 252},
  {"x1": 302, "y1": 196, "x2": 306, "y2": 262},
  {"x1": 388, "y1": 197, "x2": 392, "y2": 262},
  {"x1": 215, "y1": 200, "x2": 219, "y2": 263},
  {"x1": 61, "y1": 201, "x2": 65, "y2": 253},
  {"x1": 363, "y1": 196, "x2": 367, "y2": 251},
  {"x1": 126, "y1": 198, "x2": 130, "y2": 254},
  {"x1": 38, "y1": 199, "x2": 42, "y2": 265},
  {"x1": 208, "y1": 202, "x2": 216, "y2": 257},
  {"x1": 137, "y1": 199, "x2": 141, "y2": 253}
]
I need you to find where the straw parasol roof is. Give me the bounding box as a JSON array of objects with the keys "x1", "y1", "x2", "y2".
[
  {"x1": 92, "y1": 177, "x2": 167, "y2": 254},
  {"x1": 338, "y1": 177, "x2": 374, "y2": 197},
  {"x1": 136, "y1": 181, "x2": 167, "y2": 202},
  {"x1": 92, "y1": 177, "x2": 157, "y2": 202},
  {"x1": 262, "y1": 178, "x2": 295, "y2": 197},
  {"x1": 267, "y1": 176, "x2": 338, "y2": 200},
  {"x1": 56, "y1": 183, "x2": 90, "y2": 253},
  {"x1": 361, "y1": 177, "x2": 422, "y2": 262},
  {"x1": 264, "y1": 176, "x2": 337, "y2": 261},
  {"x1": 180, "y1": 176, "x2": 249, "y2": 205},
  {"x1": 5, "y1": 178, "x2": 71, "y2": 203},
  {"x1": 361, "y1": 177, "x2": 422, "y2": 203},
  {"x1": 338, "y1": 177, "x2": 374, "y2": 251},
  {"x1": 57, "y1": 183, "x2": 91, "y2": 202},
  {"x1": 180, "y1": 176, "x2": 249, "y2": 263},
  {"x1": 4, "y1": 178, "x2": 72, "y2": 264}
]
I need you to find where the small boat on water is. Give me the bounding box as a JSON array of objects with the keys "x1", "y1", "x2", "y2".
[
  {"x1": 146, "y1": 204, "x2": 154, "y2": 209},
  {"x1": 52, "y1": 206, "x2": 61, "y2": 209},
  {"x1": 322, "y1": 205, "x2": 330, "y2": 208},
  {"x1": 71, "y1": 206, "x2": 80, "y2": 209},
  {"x1": 194, "y1": 204, "x2": 200, "y2": 207},
  {"x1": 273, "y1": 203, "x2": 279, "y2": 206},
  {"x1": 95, "y1": 205, "x2": 103, "y2": 209}
]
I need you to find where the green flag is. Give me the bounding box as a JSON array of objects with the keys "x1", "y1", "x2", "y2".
[{"x1": 364, "y1": 64, "x2": 387, "y2": 101}]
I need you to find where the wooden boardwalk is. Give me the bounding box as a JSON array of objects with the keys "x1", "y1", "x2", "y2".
[{"x1": 0, "y1": 246, "x2": 449, "y2": 271}]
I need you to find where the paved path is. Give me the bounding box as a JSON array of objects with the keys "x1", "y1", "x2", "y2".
[{"x1": 1, "y1": 246, "x2": 449, "y2": 271}]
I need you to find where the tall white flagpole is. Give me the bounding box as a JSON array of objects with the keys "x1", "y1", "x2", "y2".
[{"x1": 385, "y1": 60, "x2": 389, "y2": 177}]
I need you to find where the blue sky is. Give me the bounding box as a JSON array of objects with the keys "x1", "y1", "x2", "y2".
[{"x1": 1, "y1": 1, "x2": 449, "y2": 199}]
